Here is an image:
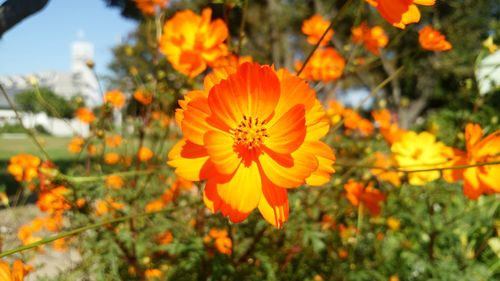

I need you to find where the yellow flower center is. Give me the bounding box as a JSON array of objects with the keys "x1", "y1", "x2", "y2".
[{"x1": 232, "y1": 115, "x2": 268, "y2": 150}]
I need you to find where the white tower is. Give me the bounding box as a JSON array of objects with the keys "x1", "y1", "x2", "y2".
[{"x1": 70, "y1": 31, "x2": 101, "y2": 107}]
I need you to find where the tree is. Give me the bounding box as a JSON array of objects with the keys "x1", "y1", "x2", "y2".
[{"x1": 14, "y1": 87, "x2": 75, "y2": 119}]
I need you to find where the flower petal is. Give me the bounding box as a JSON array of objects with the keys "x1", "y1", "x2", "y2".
[
  {"x1": 204, "y1": 130, "x2": 241, "y2": 175},
  {"x1": 258, "y1": 175, "x2": 289, "y2": 228},
  {"x1": 266, "y1": 104, "x2": 307, "y2": 154},
  {"x1": 303, "y1": 141, "x2": 336, "y2": 186},
  {"x1": 167, "y1": 139, "x2": 213, "y2": 181}
]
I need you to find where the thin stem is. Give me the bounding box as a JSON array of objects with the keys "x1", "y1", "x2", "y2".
[
  {"x1": 0, "y1": 83, "x2": 51, "y2": 161},
  {"x1": 59, "y1": 167, "x2": 167, "y2": 184},
  {"x1": 0, "y1": 206, "x2": 177, "y2": 258},
  {"x1": 334, "y1": 160, "x2": 500, "y2": 173},
  {"x1": 296, "y1": 0, "x2": 353, "y2": 76}
]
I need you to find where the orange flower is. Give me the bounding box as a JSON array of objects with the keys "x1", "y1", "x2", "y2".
[
  {"x1": 295, "y1": 47, "x2": 345, "y2": 82},
  {"x1": 7, "y1": 154, "x2": 40, "y2": 182},
  {"x1": 104, "y1": 153, "x2": 121, "y2": 165},
  {"x1": 419, "y1": 26, "x2": 452, "y2": 51},
  {"x1": 205, "y1": 229, "x2": 232, "y2": 255},
  {"x1": 52, "y1": 237, "x2": 67, "y2": 252},
  {"x1": 210, "y1": 54, "x2": 253, "y2": 70},
  {"x1": 105, "y1": 135, "x2": 123, "y2": 148},
  {"x1": 371, "y1": 109, "x2": 406, "y2": 144},
  {"x1": 67, "y1": 137, "x2": 85, "y2": 153},
  {"x1": 75, "y1": 108, "x2": 95, "y2": 124},
  {"x1": 145, "y1": 199, "x2": 165, "y2": 213},
  {"x1": 443, "y1": 124, "x2": 500, "y2": 199},
  {"x1": 159, "y1": 8, "x2": 229, "y2": 77},
  {"x1": 156, "y1": 231, "x2": 173, "y2": 245},
  {"x1": 342, "y1": 109, "x2": 374, "y2": 136},
  {"x1": 151, "y1": 111, "x2": 170, "y2": 127},
  {"x1": 344, "y1": 180, "x2": 385, "y2": 216},
  {"x1": 145, "y1": 269, "x2": 163, "y2": 279},
  {"x1": 138, "y1": 147, "x2": 154, "y2": 162},
  {"x1": 371, "y1": 109, "x2": 392, "y2": 129},
  {"x1": 95, "y1": 198, "x2": 125, "y2": 216},
  {"x1": 105, "y1": 175, "x2": 124, "y2": 189},
  {"x1": 352, "y1": 22, "x2": 388, "y2": 55},
  {"x1": 134, "y1": 0, "x2": 168, "y2": 16},
  {"x1": 133, "y1": 90, "x2": 153, "y2": 105},
  {"x1": 168, "y1": 62, "x2": 335, "y2": 227},
  {"x1": 301, "y1": 14, "x2": 333, "y2": 46},
  {"x1": 366, "y1": 0, "x2": 435, "y2": 29},
  {"x1": 0, "y1": 260, "x2": 31, "y2": 281},
  {"x1": 104, "y1": 90, "x2": 126, "y2": 109},
  {"x1": 371, "y1": 152, "x2": 401, "y2": 186},
  {"x1": 37, "y1": 186, "x2": 71, "y2": 215},
  {"x1": 326, "y1": 100, "x2": 344, "y2": 125}
]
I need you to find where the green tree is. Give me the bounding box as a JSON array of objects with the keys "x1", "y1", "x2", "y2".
[{"x1": 14, "y1": 87, "x2": 75, "y2": 119}]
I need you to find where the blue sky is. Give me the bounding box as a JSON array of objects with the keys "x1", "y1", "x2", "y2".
[{"x1": 0, "y1": 0, "x2": 136, "y2": 76}]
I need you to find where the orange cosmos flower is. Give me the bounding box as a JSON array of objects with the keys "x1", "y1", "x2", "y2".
[
  {"x1": 296, "y1": 47, "x2": 345, "y2": 82},
  {"x1": 205, "y1": 229, "x2": 232, "y2": 255},
  {"x1": 104, "y1": 90, "x2": 126, "y2": 109},
  {"x1": 37, "y1": 186, "x2": 71, "y2": 215},
  {"x1": 138, "y1": 147, "x2": 154, "y2": 162},
  {"x1": 95, "y1": 198, "x2": 125, "y2": 216},
  {"x1": 352, "y1": 22, "x2": 389, "y2": 55},
  {"x1": 67, "y1": 137, "x2": 84, "y2": 153},
  {"x1": 443, "y1": 124, "x2": 500, "y2": 199},
  {"x1": 419, "y1": 26, "x2": 452, "y2": 52},
  {"x1": 159, "y1": 8, "x2": 229, "y2": 77},
  {"x1": 366, "y1": 0, "x2": 435, "y2": 29},
  {"x1": 145, "y1": 269, "x2": 163, "y2": 279},
  {"x1": 104, "y1": 153, "x2": 121, "y2": 165},
  {"x1": 105, "y1": 175, "x2": 124, "y2": 189},
  {"x1": 156, "y1": 231, "x2": 173, "y2": 245},
  {"x1": 7, "y1": 154, "x2": 41, "y2": 182},
  {"x1": 344, "y1": 180, "x2": 385, "y2": 216},
  {"x1": 0, "y1": 260, "x2": 32, "y2": 281},
  {"x1": 210, "y1": 54, "x2": 253, "y2": 70},
  {"x1": 301, "y1": 14, "x2": 334, "y2": 46},
  {"x1": 371, "y1": 152, "x2": 401, "y2": 186},
  {"x1": 75, "y1": 108, "x2": 95, "y2": 124},
  {"x1": 105, "y1": 135, "x2": 123, "y2": 148},
  {"x1": 168, "y1": 62, "x2": 335, "y2": 228},
  {"x1": 134, "y1": 0, "x2": 168, "y2": 16},
  {"x1": 342, "y1": 109, "x2": 374, "y2": 137},
  {"x1": 133, "y1": 90, "x2": 153, "y2": 105}
]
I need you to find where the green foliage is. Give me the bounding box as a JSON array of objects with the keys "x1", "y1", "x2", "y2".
[{"x1": 14, "y1": 87, "x2": 75, "y2": 119}]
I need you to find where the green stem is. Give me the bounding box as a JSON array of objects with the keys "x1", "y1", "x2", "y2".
[
  {"x1": 0, "y1": 207, "x2": 174, "y2": 258},
  {"x1": 296, "y1": 0, "x2": 353, "y2": 76},
  {"x1": 334, "y1": 160, "x2": 500, "y2": 173}
]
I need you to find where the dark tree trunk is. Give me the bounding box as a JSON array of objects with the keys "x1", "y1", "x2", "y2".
[{"x1": 0, "y1": 0, "x2": 49, "y2": 38}]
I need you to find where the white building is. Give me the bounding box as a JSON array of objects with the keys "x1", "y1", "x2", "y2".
[{"x1": 0, "y1": 37, "x2": 101, "y2": 136}]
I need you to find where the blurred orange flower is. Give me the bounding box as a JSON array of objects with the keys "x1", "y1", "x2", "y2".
[
  {"x1": 419, "y1": 26, "x2": 452, "y2": 51},
  {"x1": 169, "y1": 62, "x2": 335, "y2": 228},
  {"x1": 301, "y1": 14, "x2": 333, "y2": 46},
  {"x1": 352, "y1": 22, "x2": 389, "y2": 55},
  {"x1": 371, "y1": 109, "x2": 406, "y2": 144},
  {"x1": 326, "y1": 100, "x2": 344, "y2": 125},
  {"x1": 75, "y1": 108, "x2": 95, "y2": 124},
  {"x1": 0, "y1": 260, "x2": 32, "y2": 281},
  {"x1": 104, "y1": 90, "x2": 126, "y2": 109},
  {"x1": 138, "y1": 147, "x2": 154, "y2": 162},
  {"x1": 104, "y1": 153, "x2": 121, "y2": 165},
  {"x1": 105, "y1": 135, "x2": 123, "y2": 148},
  {"x1": 443, "y1": 124, "x2": 500, "y2": 199},
  {"x1": 133, "y1": 90, "x2": 153, "y2": 105},
  {"x1": 159, "y1": 8, "x2": 228, "y2": 77},
  {"x1": 371, "y1": 152, "x2": 401, "y2": 186},
  {"x1": 95, "y1": 198, "x2": 125, "y2": 216},
  {"x1": 145, "y1": 269, "x2": 163, "y2": 279},
  {"x1": 105, "y1": 175, "x2": 124, "y2": 189},
  {"x1": 145, "y1": 199, "x2": 165, "y2": 213},
  {"x1": 342, "y1": 109, "x2": 374, "y2": 137},
  {"x1": 67, "y1": 137, "x2": 84, "y2": 153},
  {"x1": 7, "y1": 154, "x2": 40, "y2": 182},
  {"x1": 210, "y1": 54, "x2": 253, "y2": 70},
  {"x1": 156, "y1": 231, "x2": 173, "y2": 245},
  {"x1": 344, "y1": 180, "x2": 385, "y2": 216},
  {"x1": 134, "y1": 0, "x2": 168, "y2": 16},
  {"x1": 296, "y1": 47, "x2": 345, "y2": 82},
  {"x1": 205, "y1": 229, "x2": 232, "y2": 255},
  {"x1": 366, "y1": 0, "x2": 435, "y2": 29},
  {"x1": 37, "y1": 186, "x2": 71, "y2": 215}
]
